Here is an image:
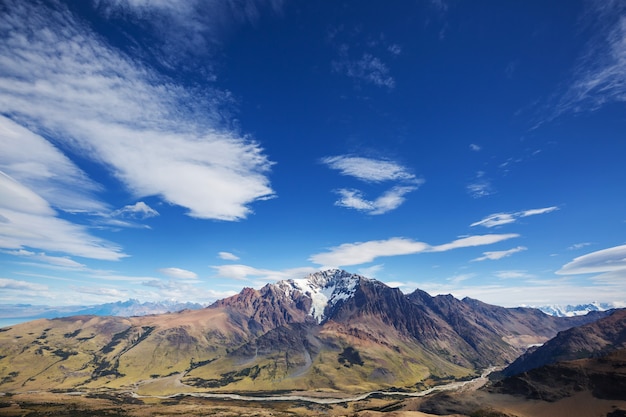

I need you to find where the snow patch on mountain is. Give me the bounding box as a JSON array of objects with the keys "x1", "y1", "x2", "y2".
[
  {"x1": 532, "y1": 301, "x2": 624, "y2": 317},
  {"x1": 275, "y1": 269, "x2": 362, "y2": 323}
]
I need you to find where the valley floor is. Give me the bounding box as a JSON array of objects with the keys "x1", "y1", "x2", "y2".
[{"x1": 2, "y1": 388, "x2": 625, "y2": 417}]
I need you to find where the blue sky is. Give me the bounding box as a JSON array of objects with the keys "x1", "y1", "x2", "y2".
[{"x1": 1, "y1": 0, "x2": 625, "y2": 308}]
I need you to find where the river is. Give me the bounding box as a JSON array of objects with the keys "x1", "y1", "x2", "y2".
[{"x1": 132, "y1": 366, "x2": 497, "y2": 405}]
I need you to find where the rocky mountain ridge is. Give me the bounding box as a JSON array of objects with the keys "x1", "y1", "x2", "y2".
[
  {"x1": 0, "y1": 270, "x2": 611, "y2": 394},
  {"x1": 502, "y1": 308, "x2": 626, "y2": 377},
  {"x1": 489, "y1": 309, "x2": 626, "y2": 403}
]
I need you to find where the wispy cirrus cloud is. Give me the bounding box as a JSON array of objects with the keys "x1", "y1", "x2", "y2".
[
  {"x1": 357, "y1": 264, "x2": 384, "y2": 278},
  {"x1": 0, "y1": 172, "x2": 127, "y2": 260},
  {"x1": 466, "y1": 171, "x2": 493, "y2": 198},
  {"x1": 94, "y1": 0, "x2": 284, "y2": 75},
  {"x1": 0, "y1": 1, "x2": 274, "y2": 223},
  {"x1": 211, "y1": 264, "x2": 318, "y2": 282},
  {"x1": 4, "y1": 249, "x2": 85, "y2": 269},
  {"x1": 540, "y1": 1, "x2": 626, "y2": 124},
  {"x1": 328, "y1": 26, "x2": 400, "y2": 90},
  {"x1": 472, "y1": 246, "x2": 527, "y2": 262},
  {"x1": 429, "y1": 234, "x2": 520, "y2": 252},
  {"x1": 471, "y1": 206, "x2": 559, "y2": 228},
  {"x1": 332, "y1": 53, "x2": 396, "y2": 89},
  {"x1": 568, "y1": 242, "x2": 593, "y2": 251},
  {"x1": 0, "y1": 278, "x2": 48, "y2": 292},
  {"x1": 309, "y1": 234, "x2": 519, "y2": 267},
  {"x1": 322, "y1": 155, "x2": 423, "y2": 215},
  {"x1": 0, "y1": 116, "x2": 106, "y2": 214},
  {"x1": 494, "y1": 270, "x2": 534, "y2": 279},
  {"x1": 158, "y1": 267, "x2": 198, "y2": 280},
  {"x1": 75, "y1": 286, "x2": 128, "y2": 299},
  {"x1": 0, "y1": 115, "x2": 143, "y2": 253}
]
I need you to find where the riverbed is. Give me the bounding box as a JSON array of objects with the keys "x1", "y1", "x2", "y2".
[{"x1": 132, "y1": 366, "x2": 497, "y2": 405}]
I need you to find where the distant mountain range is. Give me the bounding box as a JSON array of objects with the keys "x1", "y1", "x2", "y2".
[
  {"x1": 0, "y1": 299, "x2": 204, "y2": 326},
  {"x1": 533, "y1": 302, "x2": 623, "y2": 317},
  {"x1": 0, "y1": 269, "x2": 609, "y2": 394},
  {"x1": 2, "y1": 289, "x2": 620, "y2": 328}
]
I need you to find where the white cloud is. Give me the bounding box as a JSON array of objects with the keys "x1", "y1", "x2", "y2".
[
  {"x1": 0, "y1": 116, "x2": 105, "y2": 213},
  {"x1": 567, "y1": 242, "x2": 592, "y2": 250},
  {"x1": 469, "y1": 143, "x2": 481, "y2": 151},
  {"x1": 494, "y1": 270, "x2": 534, "y2": 279},
  {"x1": 556, "y1": 244, "x2": 626, "y2": 275},
  {"x1": 219, "y1": 251, "x2": 240, "y2": 261},
  {"x1": 0, "y1": 278, "x2": 48, "y2": 291},
  {"x1": 466, "y1": 181, "x2": 493, "y2": 198},
  {"x1": 0, "y1": 1, "x2": 274, "y2": 222},
  {"x1": 471, "y1": 213, "x2": 516, "y2": 228},
  {"x1": 140, "y1": 279, "x2": 238, "y2": 304},
  {"x1": 471, "y1": 206, "x2": 559, "y2": 228},
  {"x1": 334, "y1": 189, "x2": 374, "y2": 211},
  {"x1": 519, "y1": 207, "x2": 559, "y2": 217},
  {"x1": 211, "y1": 264, "x2": 318, "y2": 282},
  {"x1": 309, "y1": 234, "x2": 519, "y2": 267},
  {"x1": 466, "y1": 170, "x2": 494, "y2": 198},
  {"x1": 112, "y1": 202, "x2": 159, "y2": 219},
  {"x1": 416, "y1": 280, "x2": 626, "y2": 308},
  {"x1": 550, "y1": 2, "x2": 626, "y2": 120},
  {"x1": 310, "y1": 238, "x2": 429, "y2": 267},
  {"x1": 322, "y1": 156, "x2": 416, "y2": 183},
  {"x1": 0, "y1": 171, "x2": 53, "y2": 216},
  {"x1": 568, "y1": 242, "x2": 593, "y2": 251},
  {"x1": 447, "y1": 273, "x2": 475, "y2": 285},
  {"x1": 6, "y1": 249, "x2": 85, "y2": 269},
  {"x1": 472, "y1": 246, "x2": 527, "y2": 262},
  {"x1": 159, "y1": 267, "x2": 198, "y2": 280},
  {"x1": 0, "y1": 173, "x2": 127, "y2": 260},
  {"x1": 75, "y1": 286, "x2": 128, "y2": 299},
  {"x1": 429, "y1": 234, "x2": 520, "y2": 252},
  {"x1": 334, "y1": 185, "x2": 421, "y2": 215},
  {"x1": 323, "y1": 155, "x2": 422, "y2": 214}
]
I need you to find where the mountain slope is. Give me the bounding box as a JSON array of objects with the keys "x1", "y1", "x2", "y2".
[
  {"x1": 0, "y1": 270, "x2": 610, "y2": 394},
  {"x1": 492, "y1": 348, "x2": 626, "y2": 402},
  {"x1": 502, "y1": 308, "x2": 626, "y2": 377}
]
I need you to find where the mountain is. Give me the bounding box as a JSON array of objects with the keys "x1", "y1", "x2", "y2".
[
  {"x1": 535, "y1": 302, "x2": 623, "y2": 317},
  {"x1": 491, "y1": 348, "x2": 626, "y2": 402},
  {"x1": 489, "y1": 309, "x2": 626, "y2": 402},
  {"x1": 0, "y1": 270, "x2": 609, "y2": 395},
  {"x1": 502, "y1": 308, "x2": 626, "y2": 377},
  {"x1": 0, "y1": 299, "x2": 204, "y2": 327}
]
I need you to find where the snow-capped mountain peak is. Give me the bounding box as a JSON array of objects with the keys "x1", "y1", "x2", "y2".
[
  {"x1": 275, "y1": 269, "x2": 363, "y2": 323},
  {"x1": 532, "y1": 301, "x2": 624, "y2": 317}
]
